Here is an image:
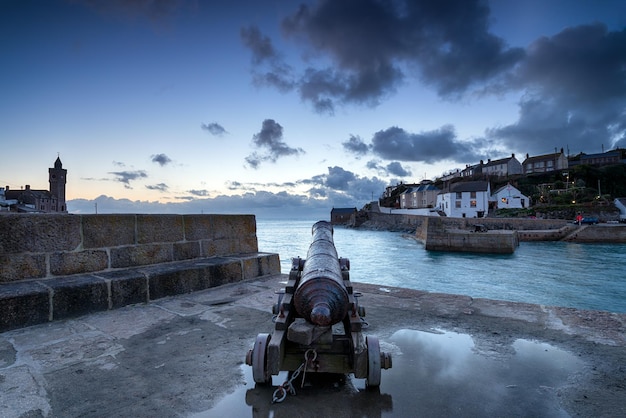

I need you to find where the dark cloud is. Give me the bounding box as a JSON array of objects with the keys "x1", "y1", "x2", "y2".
[
  {"x1": 489, "y1": 24, "x2": 626, "y2": 156},
  {"x1": 151, "y1": 153, "x2": 172, "y2": 166},
  {"x1": 187, "y1": 189, "x2": 209, "y2": 197},
  {"x1": 201, "y1": 122, "x2": 228, "y2": 136},
  {"x1": 146, "y1": 183, "x2": 168, "y2": 192},
  {"x1": 385, "y1": 161, "x2": 412, "y2": 177},
  {"x1": 240, "y1": 26, "x2": 295, "y2": 93},
  {"x1": 246, "y1": 119, "x2": 305, "y2": 168},
  {"x1": 342, "y1": 134, "x2": 370, "y2": 157},
  {"x1": 108, "y1": 170, "x2": 148, "y2": 188},
  {"x1": 243, "y1": 0, "x2": 523, "y2": 113},
  {"x1": 370, "y1": 125, "x2": 486, "y2": 164}
]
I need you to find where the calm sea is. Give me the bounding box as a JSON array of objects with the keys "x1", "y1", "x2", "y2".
[{"x1": 257, "y1": 219, "x2": 626, "y2": 313}]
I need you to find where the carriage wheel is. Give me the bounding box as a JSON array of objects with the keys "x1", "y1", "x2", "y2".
[
  {"x1": 366, "y1": 335, "x2": 381, "y2": 387},
  {"x1": 251, "y1": 333, "x2": 271, "y2": 384}
]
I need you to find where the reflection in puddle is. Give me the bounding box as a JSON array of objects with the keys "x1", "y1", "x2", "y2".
[
  {"x1": 384, "y1": 329, "x2": 583, "y2": 418},
  {"x1": 193, "y1": 329, "x2": 584, "y2": 417}
]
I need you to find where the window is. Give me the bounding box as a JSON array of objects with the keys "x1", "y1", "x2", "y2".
[
  {"x1": 455, "y1": 192, "x2": 462, "y2": 199},
  {"x1": 470, "y1": 200, "x2": 477, "y2": 208},
  {"x1": 470, "y1": 191, "x2": 476, "y2": 198},
  {"x1": 455, "y1": 201, "x2": 461, "y2": 208}
]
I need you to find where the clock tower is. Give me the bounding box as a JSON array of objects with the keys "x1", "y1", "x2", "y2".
[{"x1": 49, "y1": 156, "x2": 67, "y2": 212}]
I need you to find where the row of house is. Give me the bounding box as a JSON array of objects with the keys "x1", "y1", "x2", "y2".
[
  {"x1": 440, "y1": 147, "x2": 626, "y2": 182},
  {"x1": 398, "y1": 180, "x2": 529, "y2": 218}
]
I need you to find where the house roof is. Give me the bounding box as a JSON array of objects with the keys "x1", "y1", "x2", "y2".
[
  {"x1": 449, "y1": 181, "x2": 489, "y2": 193},
  {"x1": 331, "y1": 207, "x2": 357, "y2": 214},
  {"x1": 484, "y1": 155, "x2": 517, "y2": 167},
  {"x1": 523, "y1": 152, "x2": 564, "y2": 164},
  {"x1": 493, "y1": 184, "x2": 521, "y2": 195}
]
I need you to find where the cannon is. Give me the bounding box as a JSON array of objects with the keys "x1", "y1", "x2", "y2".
[{"x1": 245, "y1": 220, "x2": 392, "y2": 392}]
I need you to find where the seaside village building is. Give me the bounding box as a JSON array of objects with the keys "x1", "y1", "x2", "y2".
[
  {"x1": 491, "y1": 183, "x2": 530, "y2": 209},
  {"x1": 437, "y1": 181, "x2": 490, "y2": 218},
  {"x1": 522, "y1": 149, "x2": 568, "y2": 174},
  {"x1": 399, "y1": 180, "x2": 439, "y2": 209},
  {"x1": 3, "y1": 157, "x2": 67, "y2": 213}
]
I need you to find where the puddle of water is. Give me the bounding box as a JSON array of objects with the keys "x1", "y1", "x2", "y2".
[{"x1": 192, "y1": 329, "x2": 584, "y2": 417}]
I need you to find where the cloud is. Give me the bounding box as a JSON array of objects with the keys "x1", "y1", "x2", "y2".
[
  {"x1": 151, "y1": 153, "x2": 172, "y2": 166},
  {"x1": 342, "y1": 134, "x2": 370, "y2": 157},
  {"x1": 240, "y1": 26, "x2": 295, "y2": 93},
  {"x1": 246, "y1": 119, "x2": 305, "y2": 168},
  {"x1": 187, "y1": 189, "x2": 209, "y2": 197},
  {"x1": 489, "y1": 23, "x2": 626, "y2": 156},
  {"x1": 369, "y1": 125, "x2": 487, "y2": 164},
  {"x1": 146, "y1": 183, "x2": 168, "y2": 192},
  {"x1": 68, "y1": 165, "x2": 386, "y2": 218},
  {"x1": 201, "y1": 122, "x2": 228, "y2": 136},
  {"x1": 385, "y1": 161, "x2": 412, "y2": 177},
  {"x1": 108, "y1": 170, "x2": 148, "y2": 188},
  {"x1": 243, "y1": 0, "x2": 523, "y2": 113}
]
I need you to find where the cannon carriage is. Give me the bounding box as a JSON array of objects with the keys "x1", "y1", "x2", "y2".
[{"x1": 245, "y1": 221, "x2": 391, "y2": 390}]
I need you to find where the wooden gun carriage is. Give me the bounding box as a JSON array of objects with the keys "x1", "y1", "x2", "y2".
[{"x1": 246, "y1": 220, "x2": 391, "y2": 390}]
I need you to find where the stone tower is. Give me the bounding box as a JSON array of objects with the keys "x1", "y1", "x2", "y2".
[{"x1": 49, "y1": 156, "x2": 67, "y2": 212}]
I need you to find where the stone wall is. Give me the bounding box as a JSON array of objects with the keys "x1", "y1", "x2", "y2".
[
  {"x1": 0, "y1": 214, "x2": 280, "y2": 331},
  {"x1": 0, "y1": 213, "x2": 265, "y2": 282}
]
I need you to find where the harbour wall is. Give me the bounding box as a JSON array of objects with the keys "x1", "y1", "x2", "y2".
[
  {"x1": 419, "y1": 216, "x2": 519, "y2": 253},
  {"x1": 357, "y1": 212, "x2": 626, "y2": 243},
  {"x1": 0, "y1": 214, "x2": 280, "y2": 331}
]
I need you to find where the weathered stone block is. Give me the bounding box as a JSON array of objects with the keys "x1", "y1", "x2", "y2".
[
  {"x1": 136, "y1": 214, "x2": 184, "y2": 244},
  {"x1": 110, "y1": 243, "x2": 173, "y2": 268},
  {"x1": 50, "y1": 250, "x2": 109, "y2": 276},
  {"x1": 173, "y1": 241, "x2": 201, "y2": 261},
  {"x1": 49, "y1": 275, "x2": 109, "y2": 320},
  {"x1": 209, "y1": 215, "x2": 256, "y2": 239},
  {"x1": 0, "y1": 213, "x2": 81, "y2": 254},
  {"x1": 145, "y1": 263, "x2": 211, "y2": 300},
  {"x1": 0, "y1": 281, "x2": 50, "y2": 332},
  {"x1": 201, "y1": 238, "x2": 237, "y2": 257},
  {"x1": 206, "y1": 258, "x2": 242, "y2": 287},
  {"x1": 241, "y1": 253, "x2": 281, "y2": 279},
  {"x1": 239, "y1": 235, "x2": 259, "y2": 253},
  {"x1": 183, "y1": 214, "x2": 256, "y2": 241},
  {"x1": 0, "y1": 253, "x2": 47, "y2": 283},
  {"x1": 182, "y1": 214, "x2": 213, "y2": 241},
  {"x1": 96, "y1": 269, "x2": 148, "y2": 308},
  {"x1": 82, "y1": 214, "x2": 136, "y2": 248}
]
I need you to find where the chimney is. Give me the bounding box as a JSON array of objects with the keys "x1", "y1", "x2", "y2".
[
  {"x1": 25, "y1": 185, "x2": 31, "y2": 190},
  {"x1": 512, "y1": 153, "x2": 515, "y2": 158}
]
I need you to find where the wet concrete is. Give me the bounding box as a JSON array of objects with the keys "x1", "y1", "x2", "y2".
[
  {"x1": 195, "y1": 329, "x2": 583, "y2": 417},
  {"x1": 0, "y1": 274, "x2": 625, "y2": 417}
]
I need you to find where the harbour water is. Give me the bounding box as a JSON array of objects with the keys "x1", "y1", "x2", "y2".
[{"x1": 257, "y1": 219, "x2": 626, "y2": 313}]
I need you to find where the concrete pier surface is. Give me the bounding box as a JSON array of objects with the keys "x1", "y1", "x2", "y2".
[{"x1": 1, "y1": 274, "x2": 624, "y2": 417}]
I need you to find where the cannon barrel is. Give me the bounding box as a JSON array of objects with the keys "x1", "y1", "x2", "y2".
[{"x1": 294, "y1": 221, "x2": 349, "y2": 326}]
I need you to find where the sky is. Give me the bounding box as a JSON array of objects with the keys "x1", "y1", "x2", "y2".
[{"x1": 1, "y1": 0, "x2": 625, "y2": 219}]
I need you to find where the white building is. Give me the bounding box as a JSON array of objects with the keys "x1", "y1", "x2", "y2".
[
  {"x1": 437, "y1": 181, "x2": 490, "y2": 218},
  {"x1": 491, "y1": 183, "x2": 529, "y2": 209}
]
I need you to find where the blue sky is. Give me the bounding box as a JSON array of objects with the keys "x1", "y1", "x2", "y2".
[{"x1": 1, "y1": 0, "x2": 625, "y2": 219}]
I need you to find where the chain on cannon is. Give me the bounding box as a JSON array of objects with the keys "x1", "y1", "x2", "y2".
[{"x1": 245, "y1": 220, "x2": 392, "y2": 398}]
